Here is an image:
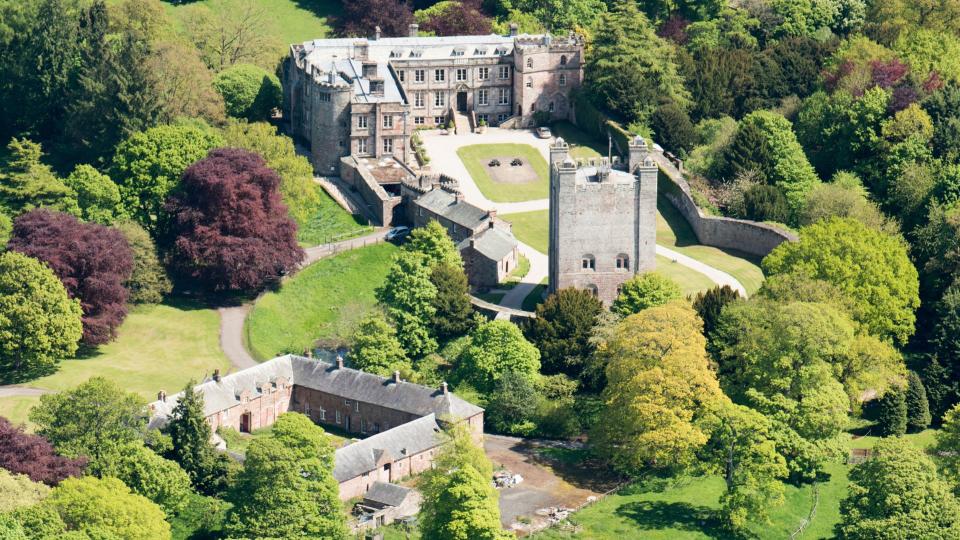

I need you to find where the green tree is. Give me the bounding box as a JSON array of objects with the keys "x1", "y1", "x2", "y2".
[
  {"x1": 376, "y1": 251, "x2": 438, "y2": 358},
  {"x1": 164, "y1": 382, "x2": 233, "y2": 497},
  {"x1": 350, "y1": 312, "x2": 410, "y2": 377},
  {"x1": 0, "y1": 251, "x2": 82, "y2": 383},
  {"x1": 722, "y1": 111, "x2": 821, "y2": 212},
  {"x1": 0, "y1": 138, "x2": 79, "y2": 217},
  {"x1": 0, "y1": 469, "x2": 50, "y2": 513},
  {"x1": 181, "y1": 0, "x2": 282, "y2": 71},
  {"x1": 799, "y1": 172, "x2": 896, "y2": 232},
  {"x1": 110, "y1": 122, "x2": 223, "y2": 232},
  {"x1": 611, "y1": 273, "x2": 682, "y2": 317},
  {"x1": 418, "y1": 423, "x2": 510, "y2": 540},
  {"x1": 935, "y1": 403, "x2": 960, "y2": 491},
  {"x1": 584, "y1": 0, "x2": 690, "y2": 124},
  {"x1": 905, "y1": 370, "x2": 931, "y2": 432},
  {"x1": 406, "y1": 220, "x2": 463, "y2": 267},
  {"x1": 713, "y1": 300, "x2": 856, "y2": 478},
  {"x1": 763, "y1": 217, "x2": 920, "y2": 345},
  {"x1": 226, "y1": 413, "x2": 345, "y2": 539},
  {"x1": 212, "y1": 64, "x2": 282, "y2": 122},
  {"x1": 114, "y1": 221, "x2": 171, "y2": 304},
  {"x1": 94, "y1": 441, "x2": 192, "y2": 516},
  {"x1": 0, "y1": 514, "x2": 26, "y2": 540},
  {"x1": 29, "y1": 377, "x2": 145, "y2": 465},
  {"x1": 430, "y1": 262, "x2": 475, "y2": 341},
  {"x1": 651, "y1": 101, "x2": 696, "y2": 154},
  {"x1": 702, "y1": 402, "x2": 787, "y2": 531},
  {"x1": 837, "y1": 438, "x2": 960, "y2": 539},
  {"x1": 456, "y1": 320, "x2": 540, "y2": 393},
  {"x1": 874, "y1": 386, "x2": 908, "y2": 437},
  {"x1": 62, "y1": 165, "x2": 123, "y2": 225},
  {"x1": 524, "y1": 287, "x2": 602, "y2": 381},
  {"x1": 690, "y1": 285, "x2": 740, "y2": 343},
  {"x1": 486, "y1": 370, "x2": 540, "y2": 435},
  {"x1": 592, "y1": 302, "x2": 725, "y2": 474},
  {"x1": 741, "y1": 184, "x2": 791, "y2": 223},
  {"x1": 221, "y1": 121, "x2": 322, "y2": 226},
  {"x1": 44, "y1": 476, "x2": 170, "y2": 540}
]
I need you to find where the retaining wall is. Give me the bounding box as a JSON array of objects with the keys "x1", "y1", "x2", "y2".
[{"x1": 339, "y1": 156, "x2": 402, "y2": 227}]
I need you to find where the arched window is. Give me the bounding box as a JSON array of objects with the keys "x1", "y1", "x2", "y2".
[
  {"x1": 581, "y1": 254, "x2": 596, "y2": 270},
  {"x1": 586, "y1": 284, "x2": 598, "y2": 297},
  {"x1": 559, "y1": 74, "x2": 566, "y2": 86},
  {"x1": 526, "y1": 57, "x2": 533, "y2": 68},
  {"x1": 549, "y1": 101, "x2": 555, "y2": 112},
  {"x1": 526, "y1": 76, "x2": 533, "y2": 88},
  {"x1": 616, "y1": 254, "x2": 629, "y2": 270},
  {"x1": 560, "y1": 55, "x2": 567, "y2": 65}
]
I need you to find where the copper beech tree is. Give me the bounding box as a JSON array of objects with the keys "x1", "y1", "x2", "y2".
[
  {"x1": 8, "y1": 209, "x2": 133, "y2": 346},
  {"x1": 164, "y1": 148, "x2": 303, "y2": 294}
]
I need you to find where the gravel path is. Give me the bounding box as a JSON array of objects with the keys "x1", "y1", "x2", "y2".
[
  {"x1": 499, "y1": 241, "x2": 548, "y2": 310},
  {"x1": 0, "y1": 386, "x2": 49, "y2": 398}
]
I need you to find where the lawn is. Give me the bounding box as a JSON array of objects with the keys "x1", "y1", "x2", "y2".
[
  {"x1": 654, "y1": 255, "x2": 716, "y2": 297},
  {"x1": 522, "y1": 279, "x2": 548, "y2": 311},
  {"x1": 245, "y1": 242, "x2": 399, "y2": 360},
  {"x1": 297, "y1": 185, "x2": 372, "y2": 247},
  {"x1": 656, "y1": 197, "x2": 766, "y2": 295},
  {"x1": 504, "y1": 210, "x2": 550, "y2": 254},
  {"x1": 551, "y1": 120, "x2": 605, "y2": 161},
  {"x1": 0, "y1": 300, "x2": 229, "y2": 426},
  {"x1": 163, "y1": 0, "x2": 340, "y2": 47},
  {"x1": 457, "y1": 144, "x2": 550, "y2": 202}
]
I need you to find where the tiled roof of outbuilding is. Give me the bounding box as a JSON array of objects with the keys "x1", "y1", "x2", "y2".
[
  {"x1": 413, "y1": 188, "x2": 489, "y2": 229},
  {"x1": 333, "y1": 414, "x2": 443, "y2": 482},
  {"x1": 363, "y1": 481, "x2": 416, "y2": 507}
]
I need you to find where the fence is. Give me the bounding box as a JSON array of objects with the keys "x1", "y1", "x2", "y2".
[{"x1": 789, "y1": 482, "x2": 821, "y2": 540}]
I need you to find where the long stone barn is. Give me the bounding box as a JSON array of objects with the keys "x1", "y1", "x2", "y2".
[{"x1": 147, "y1": 354, "x2": 484, "y2": 500}]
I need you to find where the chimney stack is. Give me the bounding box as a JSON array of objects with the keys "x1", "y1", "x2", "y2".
[
  {"x1": 455, "y1": 191, "x2": 465, "y2": 203},
  {"x1": 393, "y1": 370, "x2": 401, "y2": 383},
  {"x1": 509, "y1": 23, "x2": 518, "y2": 37},
  {"x1": 374, "y1": 25, "x2": 381, "y2": 40},
  {"x1": 213, "y1": 369, "x2": 221, "y2": 383},
  {"x1": 336, "y1": 355, "x2": 344, "y2": 369},
  {"x1": 409, "y1": 23, "x2": 419, "y2": 37},
  {"x1": 158, "y1": 390, "x2": 166, "y2": 402},
  {"x1": 441, "y1": 381, "x2": 448, "y2": 395}
]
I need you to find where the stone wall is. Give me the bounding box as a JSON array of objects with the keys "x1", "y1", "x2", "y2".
[
  {"x1": 657, "y1": 168, "x2": 797, "y2": 257},
  {"x1": 340, "y1": 156, "x2": 402, "y2": 226}
]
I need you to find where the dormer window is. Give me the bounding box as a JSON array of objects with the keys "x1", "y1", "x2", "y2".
[
  {"x1": 475, "y1": 47, "x2": 487, "y2": 55},
  {"x1": 390, "y1": 48, "x2": 404, "y2": 58},
  {"x1": 452, "y1": 47, "x2": 465, "y2": 57},
  {"x1": 410, "y1": 48, "x2": 423, "y2": 58}
]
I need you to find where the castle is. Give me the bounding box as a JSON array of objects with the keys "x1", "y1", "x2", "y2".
[
  {"x1": 283, "y1": 25, "x2": 584, "y2": 173},
  {"x1": 148, "y1": 354, "x2": 483, "y2": 500},
  {"x1": 548, "y1": 136, "x2": 659, "y2": 305}
]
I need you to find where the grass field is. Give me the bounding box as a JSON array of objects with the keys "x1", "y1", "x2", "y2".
[
  {"x1": 656, "y1": 198, "x2": 765, "y2": 295},
  {"x1": 163, "y1": 0, "x2": 339, "y2": 48},
  {"x1": 654, "y1": 255, "x2": 717, "y2": 296},
  {"x1": 297, "y1": 185, "x2": 372, "y2": 247},
  {"x1": 457, "y1": 144, "x2": 550, "y2": 202},
  {"x1": 551, "y1": 121, "x2": 605, "y2": 161},
  {"x1": 505, "y1": 210, "x2": 550, "y2": 253},
  {"x1": 0, "y1": 300, "x2": 229, "y2": 426},
  {"x1": 522, "y1": 279, "x2": 549, "y2": 311},
  {"x1": 245, "y1": 242, "x2": 398, "y2": 360}
]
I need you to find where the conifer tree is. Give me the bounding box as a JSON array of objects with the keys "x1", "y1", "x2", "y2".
[
  {"x1": 905, "y1": 370, "x2": 932, "y2": 432},
  {"x1": 875, "y1": 386, "x2": 908, "y2": 437},
  {"x1": 165, "y1": 382, "x2": 232, "y2": 496},
  {"x1": 430, "y1": 262, "x2": 475, "y2": 341}
]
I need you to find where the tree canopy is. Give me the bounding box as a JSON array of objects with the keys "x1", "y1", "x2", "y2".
[
  {"x1": 611, "y1": 273, "x2": 682, "y2": 317},
  {"x1": 456, "y1": 320, "x2": 541, "y2": 393},
  {"x1": 212, "y1": 64, "x2": 282, "y2": 122},
  {"x1": 350, "y1": 312, "x2": 411, "y2": 377},
  {"x1": 524, "y1": 287, "x2": 603, "y2": 381},
  {"x1": 0, "y1": 416, "x2": 85, "y2": 486},
  {"x1": 0, "y1": 250, "x2": 82, "y2": 382},
  {"x1": 43, "y1": 476, "x2": 171, "y2": 540}
]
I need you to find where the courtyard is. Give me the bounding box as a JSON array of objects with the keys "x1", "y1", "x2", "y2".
[{"x1": 457, "y1": 143, "x2": 549, "y2": 202}]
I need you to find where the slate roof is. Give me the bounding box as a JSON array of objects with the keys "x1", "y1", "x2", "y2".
[
  {"x1": 301, "y1": 34, "x2": 519, "y2": 63},
  {"x1": 147, "y1": 355, "x2": 482, "y2": 430},
  {"x1": 414, "y1": 188, "x2": 489, "y2": 229},
  {"x1": 363, "y1": 482, "x2": 416, "y2": 507},
  {"x1": 459, "y1": 226, "x2": 518, "y2": 261},
  {"x1": 334, "y1": 414, "x2": 443, "y2": 482}
]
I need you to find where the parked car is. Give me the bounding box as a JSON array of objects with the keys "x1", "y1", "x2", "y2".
[
  {"x1": 385, "y1": 226, "x2": 411, "y2": 242},
  {"x1": 536, "y1": 127, "x2": 552, "y2": 139}
]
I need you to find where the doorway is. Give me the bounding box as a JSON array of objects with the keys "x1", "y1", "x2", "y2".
[
  {"x1": 457, "y1": 91, "x2": 467, "y2": 112},
  {"x1": 239, "y1": 412, "x2": 251, "y2": 433},
  {"x1": 345, "y1": 415, "x2": 352, "y2": 432}
]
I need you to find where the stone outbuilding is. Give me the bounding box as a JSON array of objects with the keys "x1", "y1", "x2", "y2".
[
  {"x1": 459, "y1": 225, "x2": 520, "y2": 289},
  {"x1": 147, "y1": 355, "x2": 483, "y2": 501},
  {"x1": 352, "y1": 481, "x2": 421, "y2": 532}
]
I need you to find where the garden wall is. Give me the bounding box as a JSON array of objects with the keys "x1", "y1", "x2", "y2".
[
  {"x1": 657, "y1": 165, "x2": 797, "y2": 257},
  {"x1": 339, "y1": 156, "x2": 402, "y2": 227}
]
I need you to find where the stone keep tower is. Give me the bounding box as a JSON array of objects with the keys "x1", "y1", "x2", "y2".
[{"x1": 548, "y1": 136, "x2": 659, "y2": 306}]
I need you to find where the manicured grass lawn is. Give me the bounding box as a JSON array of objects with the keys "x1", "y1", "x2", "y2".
[
  {"x1": 245, "y1": 242, "x2": 399, "y2": 360},
  {"x1": 297, "y1": 185, "x2": 372, "y2": 247},
  {"x1": 0, "y1": 300, "x2": 229, "y2": 427},
  {"x1": 476, "y1": 292, "x2": 506, "y2": 304},
  {"x1": 656, "y1": 197, "x2": 766, "y2": 295},
  {"x1": 504, "y1": 210, "x2": 550, "y2": 253},
  {"x1": 508, "y1": 255, "x2": 531, "y2": 282},
  {"x1": 457, "y1": 144, "x2": 549, "y2": 202},
  {"x1": 163, "y1": 0, "x2": 339, "y2": 47},
  {"x1": 654, "y1": 255, "x2": 716, "y2": 297},
  {"x1": 551, "y1": 120, "x2": 605, "y2": 161},
  {"x1": 522, "y1": 279, "x2": 548, "y2": 311}
]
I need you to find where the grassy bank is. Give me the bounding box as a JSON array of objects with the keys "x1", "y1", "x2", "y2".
[
  {"x1": 457, "y1": 144, "x2": 549, "y2": 202},
  {"x1": 245, "y1": 242, "x2": 398, "y2": 360}
]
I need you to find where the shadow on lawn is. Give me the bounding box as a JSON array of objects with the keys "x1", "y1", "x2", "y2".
[{"x1": 614, "y1": 501, "x2": 748, "y2": 540}]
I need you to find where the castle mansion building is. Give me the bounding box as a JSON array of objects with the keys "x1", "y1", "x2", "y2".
[
  {"x1": 284, "y1": 24, "x2": 584, "y2": 173},
  {"x1": 548, "y1": 136, "x2": 659, "y2": 306}
]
